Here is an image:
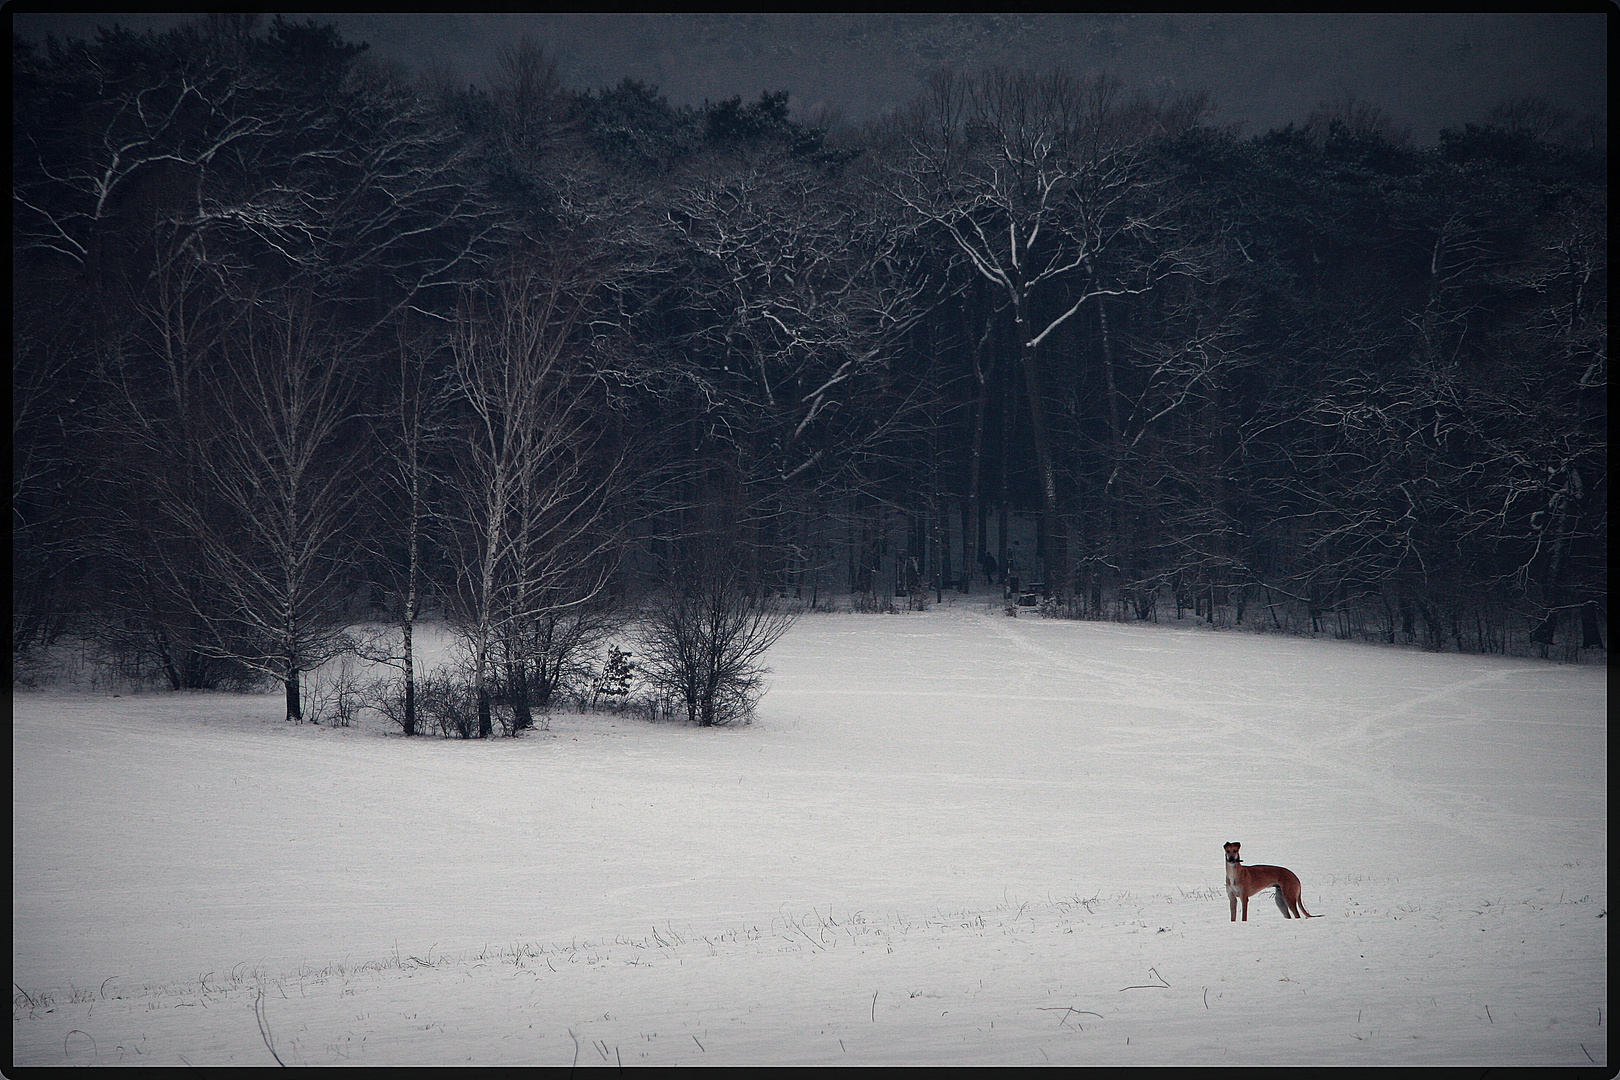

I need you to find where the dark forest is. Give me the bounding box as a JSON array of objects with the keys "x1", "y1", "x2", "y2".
[{"x1": 12, "y1": 18, "x2": 1607, "y2": 729}]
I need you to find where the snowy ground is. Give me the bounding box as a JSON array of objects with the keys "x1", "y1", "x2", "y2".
[{"x1": 11, "y1": 602, "x2": 1607, "y2": 1067}]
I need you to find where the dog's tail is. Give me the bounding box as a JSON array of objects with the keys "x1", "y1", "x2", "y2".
[{"x1": 1274, "y1": 888, "x2": 1320, "y2": 919}]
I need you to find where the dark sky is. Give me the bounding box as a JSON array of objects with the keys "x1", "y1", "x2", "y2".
[{"x1": 10, "y1": 12, "x2": 1608, "y2": 142}]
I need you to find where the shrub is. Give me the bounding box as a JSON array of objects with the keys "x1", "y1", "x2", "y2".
[
  {"x1": 414, "y1": 671, "x2": 484, "y2": 739},
  {"x1": 849, "y1": 591, "x2": 898, "y2": 614},
  {"x1": 305, "y1": 657, "x2": 363, "y2": 726},
  {"x1": 638, "y1": 557, "x2": 800, "y2": 726}
]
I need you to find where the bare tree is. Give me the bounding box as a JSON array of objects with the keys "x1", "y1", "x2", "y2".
[
  {"x1": 490, "y1": 35, "x2": 566, "y2": 138},
  {"x1": 351, "y1": 319, "x2": 452, "y2": 734},
  {"x1": 13, "y1": 17, "x2": 492, "y2": 685},
  {"x1": 163, "y1": 288, "x2": 365, "y2": 720},
  {"x1": 889, "y1": 65, "x2": 1207, "y2": 592},
  {"x1": 11, "y1": 283, "x2": 97, "y2": 661},
  {"x1": 654, "y1": 144, "x2": 929, "y2": 591},
  {"x1": 12, "y1": 18, "x2": 484, "y2": 312},
  {"x1": 442, "y1": 244, "x2": 629, "y2": 737}
]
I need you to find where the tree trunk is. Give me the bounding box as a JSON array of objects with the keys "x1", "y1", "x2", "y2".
[
  {"x1": 1580, "y1": 601, "x2": 1604, "y2": 650},
  {"x1": 997, "y1": 368, "x2": 1011, "y2": 591},
  {"x1": 402, "y1": 447, "x2": 421, "y2": 736},
  {"x1": 1017, "y1": 342, "x2": 1062, "y2": 592},
  {"x1": 283, "y1": 604, "x2": 302, "y2": 720},
  {"x1": 508, "y1": 650, "x2": 534, "y2": 732},
  {"x1": 153, "y1": 629, "x2": 183, "y2": 691},
  {"x1": 402, "y1": 618, "x2": 416, "y2": 736},
  {"x1": 473, "y1": 630, "x2": 492, "y2": 739},
  {"x1": 477, "y1": 687, "x2": 493, "y2": 739},
  {"x1": 930, "y1": 424, "x2": 947, "y2": 602},
  {"x1": 965, "y1": 369, "x2": 988, "y2": 591},
  {"x1": 284, "y1": 664, "x2": 302, "y2": 723},
  {"x1": 1098, "y1": 298, "x2": 1126, "y2": 606}
]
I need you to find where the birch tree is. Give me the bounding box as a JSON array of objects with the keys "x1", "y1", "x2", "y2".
[
  {"x1": 443, "y1": 246, "x2": 628, "y2": 737},
  {"x1": 351, "y1": 320, "x2": 451, "y2": 735}
]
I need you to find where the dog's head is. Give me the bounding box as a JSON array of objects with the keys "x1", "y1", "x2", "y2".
[{"x1": 1223, "y1": 841, "x2": 1242, "y2": 863}]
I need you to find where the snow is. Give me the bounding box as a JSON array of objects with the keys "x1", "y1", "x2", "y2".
[{"x1": 11, "y1": 603, "x2": 1607, "y2": 1067}]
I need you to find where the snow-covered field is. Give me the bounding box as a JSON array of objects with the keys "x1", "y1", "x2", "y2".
[{"x1": 11, "y1": 603, "x2": 1607, "y2": 1067}]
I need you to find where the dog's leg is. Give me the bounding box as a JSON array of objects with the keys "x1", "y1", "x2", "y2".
[
  {"x1": 1279, "y1": 871, "x2": 1314, "y2": 918},
  {"x1": 1274, "y1": 886, "x2": 1294, "y2": 918}
]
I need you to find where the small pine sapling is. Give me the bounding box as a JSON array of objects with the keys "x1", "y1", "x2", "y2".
[{"x1": 590, "y1": 646, "x2": 636, "y2": 710}]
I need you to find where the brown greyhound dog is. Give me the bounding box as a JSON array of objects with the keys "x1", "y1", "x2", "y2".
[{"x1": 1224, "y1": 842, "x2": 1318, "y2": 921}]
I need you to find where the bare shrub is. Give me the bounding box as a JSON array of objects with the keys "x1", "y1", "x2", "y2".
[
  {"x1": 849, "y1": 591, "x2": 898, "y2": 614},
  {"x1": 496, "y1": 604, "x2": 629, "y2": 727},
  {"x1": 305, "y1": 657, "x2": 363, "y2": 727},
  {"x1": 91, "y1": 618, "x2": 265, "y2": 691},
  {"x1": 414, "y1": 672, "x2": 483, "y2": 739},
  {"x1": 638, "y1": 555, "x2": 800, "y2": 726},
  {"x1": 360, "y1": 674, "x2": 412, "y2": 733}
]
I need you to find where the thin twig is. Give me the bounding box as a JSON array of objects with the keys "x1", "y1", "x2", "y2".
[
  {"x1": 794, "y1": 918, "x2": 827, "y2": 951},
  {"x1": 1119, "y1": 967, "x2": 1172, "y2": 992},
  {"x1": 255, "y1": 987, "x2": 285, "y2": 1067},
  {"x1": 1036, "y1": 1006, "x2": 1103, "y2": 1028}
]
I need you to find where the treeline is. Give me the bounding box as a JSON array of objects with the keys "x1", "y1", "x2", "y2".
[{"x1": 12, "y1": 18, "x2": 1607, "y2": 722}]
